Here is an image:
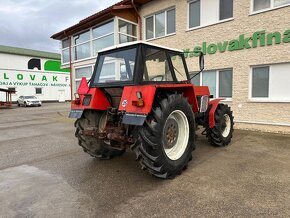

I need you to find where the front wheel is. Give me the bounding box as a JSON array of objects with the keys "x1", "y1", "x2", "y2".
[
  {"x1": 17, "y1": 101, "x2": 20, "y2": 107},
  {"x1": 132, "y1": 93, "x2": 195, "y2": 179},
  {"x1": 206, "y1": 104, "x2": 234, "y2": 147}
]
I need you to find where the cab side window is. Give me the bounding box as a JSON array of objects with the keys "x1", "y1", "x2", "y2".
[
  {"x1": 170, "y1": 54, "x2": 188, "y2": 81},
  {"x1": 143, "y1": 48, "x2": 173, "y2": 82}
]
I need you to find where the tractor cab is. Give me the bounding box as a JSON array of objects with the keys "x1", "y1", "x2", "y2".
[
  {"x1": 70, "y1": 41, "x2": 234, "y2": 179},
  {"x1": 90, "y1": 41, "x2": 191, "y2": 88}
]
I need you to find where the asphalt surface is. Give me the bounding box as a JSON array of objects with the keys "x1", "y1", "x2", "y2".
[{"x1": 0, "y1": 103, "x2": 290, "y2": 218}]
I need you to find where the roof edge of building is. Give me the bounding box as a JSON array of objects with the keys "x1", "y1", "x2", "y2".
[
  {"x1": 0, "y1": 45, "x2": 61, "y2": 60},
  {"x1": 51, "y1": 0, "x2": 152, "y2": 40},
  {"x1": 51, "y1": 0, "x2": 130, "y2": 40}
]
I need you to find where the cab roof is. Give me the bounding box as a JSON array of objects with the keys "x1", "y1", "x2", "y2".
[{"x1": 98, "y1": 41, "x2": 183, "y2": 54}]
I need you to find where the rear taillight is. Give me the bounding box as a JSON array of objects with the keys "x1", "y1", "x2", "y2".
[
  {"x1": 72, "y1": 99, "x2": 81, "y2": 105},
  {"x1": 73, "y1": 93, "x2": 81, "y2": 105},
  {"x1": 132, "y1": 91, "x2": 144, "y2": 107},
  {"x1": 132, "y1": 99, "x2": 144, "y2": 107}
]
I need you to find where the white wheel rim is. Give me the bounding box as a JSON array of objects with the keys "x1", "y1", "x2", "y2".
[
  {"x1": 222, "y1": 114, "x2": 231, "y2": 137},
  {"x1": 163, "y1": 110, "x2": 189, "y2": 161}
]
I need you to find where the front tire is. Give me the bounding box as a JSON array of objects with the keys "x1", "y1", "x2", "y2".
[
  {"x1": 17, "y1": 101, "x2": 20, "y2": 107},
  {"x1": 75, "y1": 110, "x2": 125, "y2": 160},
  {"x1": 206, "y1": 104, "x2": 234, "y2": 147},
  {"x1": 132, "y1": 93, "x2": 195, "y2": 179}
]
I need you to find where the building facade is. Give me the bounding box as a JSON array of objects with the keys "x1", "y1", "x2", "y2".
[
  {"x1": 52, "y1": 0, "x2": 290, "y2": 133},
  {"x1": 0, "y1": 45, "x2": 71, "y2": 102}
]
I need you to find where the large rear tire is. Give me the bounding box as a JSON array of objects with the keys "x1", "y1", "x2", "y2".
[
  {"x1": 206, "y1": 104, "x2": 234, "y2": 147},
  {"x1": 132, "y1": 93, "x2": 195, "y2": 179},
  {"x1": 75, "y1": 110, "x2": 125, "y2": 160}
]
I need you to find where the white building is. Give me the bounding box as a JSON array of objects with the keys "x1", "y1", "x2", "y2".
[{"x1": 0, "y1": 45, "x2": 71, "y2": 102}]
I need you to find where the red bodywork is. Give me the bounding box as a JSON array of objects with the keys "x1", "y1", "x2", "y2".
[
  {"x1": 72, "y1": 77, "x2": 110, "y2": 110},
  {"x1": 72, "y1": 78, "x2": 222, "y2": 128}
]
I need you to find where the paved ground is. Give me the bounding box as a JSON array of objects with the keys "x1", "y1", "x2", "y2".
[{"x1": 0, "y1": 103, "x2": 290, "y2": 218}]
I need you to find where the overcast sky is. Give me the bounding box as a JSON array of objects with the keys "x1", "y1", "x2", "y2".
[{"x1": 0, "y1": 0, "x2": 119, "y2": 53}]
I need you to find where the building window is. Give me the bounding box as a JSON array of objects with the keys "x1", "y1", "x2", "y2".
[
  {"x1": 252, "y1": 66, "x2": 269, "y2": 97},
  {"x1": 61, "y1": 39, "x2": 70, "y2": 64},
  {"x1": 219, "y1": 70, "x2": 233, "y2": 98},
  {"x1": 189, "y1": 0, "x2": 201, "y2": 28},
  {"x1": 251, "y1": 63, "x2": 290, "y2": 101},
  {"x1": 61, "y1": 18, "x2": 137, "y2": 63},
  {"x1": 191, "y1": 73, "x2": 201, "y2": 86},
  {"x1": 73, "y1": 31, "x2": 91, "y2": 61},
  {"x1": 203, "y1": 71, "x2": 217, "y2": 98},
  {"x1": 252, "y1": 0, "x2": 290, "y2": 12},
  {"x1": 75, "y1": 66, "x2": 93, "y2": 89},
  {"x1": 191, "y1": 69, "x2": 233, "y2": 99},
  {"x1": 220, "y1": 0, "x2": 234, "y2": 20},
  {"x1": 146, "y1": 17, "x2": 154, "y2": 39},
  {"x1": 92, "y1": 21, "x2": 114, "y2": 56},
  {"x1": 35, "y1": 88, "x2": 42, "y2": 95},
  {"x1": 145, "y1": 8, "x2": 176, "y2": 40},
  {"x1": 118, "y1": 19, "x2": 137, "y2": 44},
  {"x1": 188, "y1": 0, "x2": 233, "y2": 29}
]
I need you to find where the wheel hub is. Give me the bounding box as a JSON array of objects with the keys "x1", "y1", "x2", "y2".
[
  {"x1": 162, "y1": 110, "x2": 189, "y2": 161},
  {"x1": 164, "y1": 118, "x2": 179, "y2": 149}
]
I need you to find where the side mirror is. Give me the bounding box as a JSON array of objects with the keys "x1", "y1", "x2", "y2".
[{"x1": 199, "y1": 52, "x2": 204, "y2": 71}]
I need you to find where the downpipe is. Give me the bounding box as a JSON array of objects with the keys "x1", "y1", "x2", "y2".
[{"x1": 131, "y1": 0, "x2": 142, "y2": 40}]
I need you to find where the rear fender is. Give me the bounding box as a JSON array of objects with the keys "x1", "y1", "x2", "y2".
[
  {"x1": 156, "y1": 84, "x2": 199, "y2": 113},
  {"x1": 119, "y1": 85, "x2": 156, "y2": 114},
  {"x1": 71, "y1": 88, "x2": 111, "y2": 110},
  {"x1": 71, "y1": 78, "x2": 111, "y2": 112},
  {"x1": 208, "y1": 99, "x2": 223, "y2": 128},
  {"x1": 119, "y1": 84, "x2": 200, "y2": 125},
  {"x1": 118, "y1": 85, "x2": 156, "y2": 126}
]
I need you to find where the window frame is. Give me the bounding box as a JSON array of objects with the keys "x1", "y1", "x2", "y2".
[
  {"x1": 75, "y1": 65, "x2": 94, "y2": 91},
  {"x1": 73, "y1": 30, "x2": 91, "y2": 61},
  {"x1": 249, "y1": 64, "x2": 290, "y2": 102},
  {"x1": 187, "y1": 0, "x2": 234, "y2": 31},
  {"x1": 92, "y1": 19, "x2": 115, "y2": 57},
  {"x1": 144, "y1": 7, "x2": 176, "y2": 41},
  {"x1": 117, "y1": 17, "x2": 138, "y2": 45},
  {"x1": 35, "y1": 87, "x2": 43, "y2": 95},
  {"x1": 169, "y1": 53, "x2": 189, "y2": 82},
  {"x1": 64, "y1": 18, "x2": 138, "y2": 63},
  {"x1": 61, "y1": 38, "x2": 70, "y2": 64},
  {"x1": 190, "y1": 69, "x2": 233, "y2": 100},
  {"x1": 250, "y1": 0, "x2": 290, "y2": 14}
]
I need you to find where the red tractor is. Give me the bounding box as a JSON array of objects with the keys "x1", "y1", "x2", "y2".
[{"x1": 70, "y1": 42, "x2": 234, "y2": 179}]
